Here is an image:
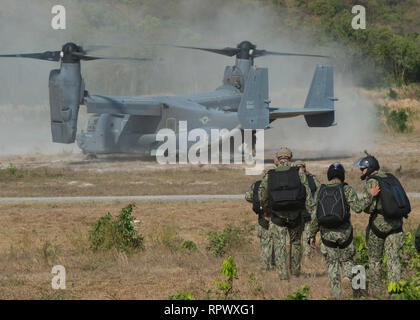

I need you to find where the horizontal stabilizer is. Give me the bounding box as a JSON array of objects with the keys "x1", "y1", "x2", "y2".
[{"x1": 269, "y1": 107, "x2": 334, "y2": 120}]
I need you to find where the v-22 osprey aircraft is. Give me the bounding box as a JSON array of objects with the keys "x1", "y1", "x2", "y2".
[{"x1": 0, "y1": 40, "x2": 337, "y2": 157}]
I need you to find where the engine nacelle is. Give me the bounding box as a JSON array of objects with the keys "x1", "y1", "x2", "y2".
[{"x1": 49, "y1": 62, "x2": 84, "y2": 143}]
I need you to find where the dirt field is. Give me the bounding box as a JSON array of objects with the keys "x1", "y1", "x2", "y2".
[
  {"x1": 0, "y1": 132, "x2": 419, "y2": 198},
  {"x1": 0, "y1": 198, "x2": 418, "y2": 300},
  {"x1": 0, "y1": 131, "x2": 419, "y2": 300}
]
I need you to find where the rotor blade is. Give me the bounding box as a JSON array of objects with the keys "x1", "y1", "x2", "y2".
[
  {"x1": 253, "y1": 50, "x2": 330, "y2": 58},
  {"x1": 82, "y1": 45, "x2": 111, "y2": 53},
  {"x1": 0, "y1": 51, "x2": 61, "y2": 61},
  {"x1": 72, "y1": 52, "x2": 151, "y2": 62},
  {"x1": 170, "y1": 45, "x2": 240, "y2": 57}
]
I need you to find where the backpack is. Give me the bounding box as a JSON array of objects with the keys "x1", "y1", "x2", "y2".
[
  {"x1": 306, "y1": 173, "x2": 317, "y2": 197},
  {"x1": 267, "y1": 167, "x2": 306, "y2": 211},
  {"x1": 368, "y1": 173, "x2": 411, "y2": 219},
  {"x1": 316, "y1": 183, "x2": 350, "y2": 228},
  {"x1": 252, "y1": 180, "x2": 263, "y2": 215}
]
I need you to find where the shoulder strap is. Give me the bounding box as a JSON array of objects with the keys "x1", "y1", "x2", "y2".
[{"x1": 252, "y1": 180, "x2": 263, "y2": 214}]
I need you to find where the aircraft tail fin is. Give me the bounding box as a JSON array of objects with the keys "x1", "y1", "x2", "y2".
[
  {"x1": 237, "y1": 67, "x2": 270, "y2": 130},
  {"x1": 304, "y1": 65, "x2": 336, "y2": 127}
]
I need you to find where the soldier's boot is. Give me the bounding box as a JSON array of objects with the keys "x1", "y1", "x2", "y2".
[{"x1": 341, "y1": 277, "x2": 353, "y2": 299}]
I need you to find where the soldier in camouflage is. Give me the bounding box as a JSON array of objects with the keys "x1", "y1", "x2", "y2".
[
  {"x1": 415, "y1": 224, "x2": 420, "y2": 253},
  {"x1": 245, "y1": 172, "x2": 275, "y2": 271},
  {"x1": 355, "y1": 154, "x2": 405, "y2": 296},
  {"x1": 309, "y1": 163, "x2": 379, "y2": 299},
  {"x1": 294, "y1": 161, "x2": 321, "y2": 256},
  {"x1": 258, "y1": 147, "x2": 315, "y2": 280}
]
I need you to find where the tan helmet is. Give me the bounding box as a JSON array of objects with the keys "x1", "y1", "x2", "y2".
[
  {"x1": 294, "y1": 160, "x2": 305, "y2": 168},
  {"x1": 275, "y1": 147, "x2": 293, "y2": 160}
]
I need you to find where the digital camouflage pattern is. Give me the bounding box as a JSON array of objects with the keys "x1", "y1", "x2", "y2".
[
  {"x1": 361, "y1": 170, "x2": 404, "y2": 296},
  {"x1": 302, "y1": 172, "x2": 321, "y2": 256},
  {"x1": 269, "y1": 220, "x2": 304, "y2": 279},
  {"x1": 257, "y1": 222, "x2": 275, "y2": 270},
  {"x1": 259, "y1": 158, "x2": 315, "y2": 280},
  {"x1": 244, "y1": 183, "x2": 255, "y2": 203},
  {"x1": 310, "y1": 181, "x2": 374, "y2": 299},
  {"x1": 245, "y1": 182, "x2": 274, "y2": 270},
  {"x1": 320, "y1": 222, "x2": 355, "y2": 298}
]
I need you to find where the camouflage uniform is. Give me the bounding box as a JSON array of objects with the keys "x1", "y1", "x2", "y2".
[
  {"x1": 302, "y1": 172, "x2": 321, "y2": 256},
  {"x1": 415, "y1": 224, "x2": 420, "y2": 253},
  {"x1": 361, "y1": 170, "x2": 404, "y2": 296},
  {"x1": 310, "y1": 181, "x2": 374, "y2": 299},
  {"x1": 259, "y1": 156, "x2": 315, "y2": 280},
  {"x1": 245, "y1": 182, "x2": 275, "y2": 270}
]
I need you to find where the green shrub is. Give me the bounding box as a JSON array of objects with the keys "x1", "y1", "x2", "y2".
[
  {"x1": 388, "y1": 88, "x2": 398, "y2": 99},
  {"x1": 387, "y1": 109, "x2": 409, "y2": 132},
  {"x1": 285, "y1": 285, "x2": 310, "y2": 300},
  {"x1": 182, "y1": 240, "x2": 198, "y2": 251},
  {"x1": 376, "y1": 105, "x2": 415, "y2": 133},
  {"x1": 206, "y1": 224, "x2": 244, "y2": 257},
  {"x1": 213, "y1": 256, "x2": 238, "y2": 299},
  {"x1": 169, "y1": 291, "x2": 192, "y2": 300},
  {"x1": 7, "y1": 163, "x2": 16, "y2": 175},
  {"x1": 387, "y1": 280, "x2": 420, "y2": 300},
  {"x1": 354, "y1": 233, "x2": 369, "y2": 270},
  {"x1": 89, "y1": 203, "x2": 144, "y2": 253}
]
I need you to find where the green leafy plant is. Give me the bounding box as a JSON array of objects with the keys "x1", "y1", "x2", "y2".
[
  {"x1": 387, "y1": 108, "x2": 410, "y2": 132},
  {"x1": 89, "y1": 203, "x2": 144, "y2": 253},
  {"x1": 387, "y1": 232, "x2": 420, "y2": 300},
  {"x1": 213, "y1": 256, "x2": 238, "y2": 299},
  {"x1": 387, "y1": 280, "x2": 420, "y2": 300},
  {"x1": 7, "y1": 163, "x2": 16, "y2": 175},
  {"x1": 388, "y1": 88, "x2": 398, "y2": 99},
  {"x1": 354, "y1": 233, "x2": 369, "y2": 270},
  {"x1": 169, "y1": 291, "x2": 192, "y2": 300},
  {"x1": 284, "y1": 285, "x2": 310, "y2": 300},
  {"x1": 376, "y1": 105, "x2": 416, "y2": 133},
  {"x1": 182, "y1": 240, "x2": 198, "y2": 251},
  {"x1": 206, "y1": 224, "x2": 244, "y2": 257}
]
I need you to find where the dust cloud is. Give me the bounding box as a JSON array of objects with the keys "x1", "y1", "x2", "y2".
[{"x1": 0, "y1": 0, "x2": 378, "y2": 156}]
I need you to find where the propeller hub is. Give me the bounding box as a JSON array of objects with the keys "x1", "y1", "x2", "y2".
[
  {"x1": 61, "y1": 42, "x2": 84, "y2": 63},
  {"x1": 236, "y1": 41, "x2": 256, "y2": 60}
]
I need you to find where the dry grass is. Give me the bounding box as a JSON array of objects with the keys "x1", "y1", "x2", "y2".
[
  {"x1": 360, "y1": 84, "x2": 420, "y2": 132},
  {"x1": 0, "y1": 130, "x2": 420, "y2": 199},
  {"x1": 0, "y1": 198, "x2": 419, "y2": 300}
]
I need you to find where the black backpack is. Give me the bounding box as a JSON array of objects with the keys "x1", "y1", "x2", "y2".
[
  {"x1": 306, "y1": 174, "x2": 317, "y2": 197},
  {"x1": 252, "y1": 180, "x2": 263, "y2": 215},
  {"x1": 369, "y1": 173, "x2": 411, "y2": 219},
  {"x1": 267, "y1": 167, "x2": 306, "y2": 211},
  {"x1": 316, "y1": 183, "x2": 350, "y2": 228}
]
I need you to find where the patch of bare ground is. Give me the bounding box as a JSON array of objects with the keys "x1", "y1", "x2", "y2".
[{"x1": 0, "y1": 199, "x2": 418, "y2": 300}]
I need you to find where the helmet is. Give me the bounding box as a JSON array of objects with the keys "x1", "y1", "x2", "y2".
[
  {"x1": 327, "y1": 163, "x2": 345, "y2": 181},
  {"x1": 275, "y1": 147, "x2": 293, "y2": 160},
  {"x1": 353, "y1": 150, "x2": 380, "y2": 180},
  {"x1": 294, "y1": 160, "x2": 305, "y2": 168}
]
